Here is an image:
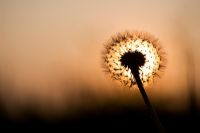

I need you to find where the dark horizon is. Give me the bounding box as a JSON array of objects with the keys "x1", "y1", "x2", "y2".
[{"x1": 0, "y1": 85, "x2": 199, "y2": 132}]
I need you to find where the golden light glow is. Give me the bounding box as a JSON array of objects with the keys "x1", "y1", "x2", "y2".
[{"x1": 103, "y1": 31, "x2": 165, "y2": 88}]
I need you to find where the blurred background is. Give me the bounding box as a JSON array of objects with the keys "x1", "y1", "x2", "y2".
[{"x1": 0, "y1": 0, "x2": 200, "y2": 132}]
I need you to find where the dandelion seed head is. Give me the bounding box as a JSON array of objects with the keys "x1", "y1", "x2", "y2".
[{"x1": 102, "y1": 31, "x2": 165, "y2": 88}]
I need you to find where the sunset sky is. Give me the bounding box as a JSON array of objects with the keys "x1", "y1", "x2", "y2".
[{"x1": 0, "y1": 0, "x2": 200, "y2": 118}]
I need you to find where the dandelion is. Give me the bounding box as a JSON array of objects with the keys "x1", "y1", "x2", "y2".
[
  {"x1": 102, "y1": 31, "x2": 165, "y2": 88},
  {"x1": 102, "y1": 31, "x2": 166, "y2": 133}
]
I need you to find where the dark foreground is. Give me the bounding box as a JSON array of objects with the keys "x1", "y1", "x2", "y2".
[{"x1": 0, "y1": 106, "x2": 199, "y2": 133}]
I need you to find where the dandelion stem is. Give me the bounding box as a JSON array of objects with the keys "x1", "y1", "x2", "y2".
[{"x1": 132, "y1": 68, "x2": 165, "y2": 133}]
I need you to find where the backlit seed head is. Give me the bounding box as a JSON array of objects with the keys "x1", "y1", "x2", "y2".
[{"x1": 102, "y1": 31, "x2": 166, "y2": 88}]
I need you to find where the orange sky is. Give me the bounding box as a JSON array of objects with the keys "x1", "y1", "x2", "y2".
[{"x1": 0, "y1": 0, "x2": 200, "y2": 118}]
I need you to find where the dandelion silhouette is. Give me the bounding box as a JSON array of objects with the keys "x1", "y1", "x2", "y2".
[{"x1": 102, "y1": 31, "x2": 166, "y2": 133}]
